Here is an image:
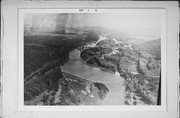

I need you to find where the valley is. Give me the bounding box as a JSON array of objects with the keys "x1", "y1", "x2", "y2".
[{"x1": 24, "y1": 28, "x2": 161, "y2": 105}]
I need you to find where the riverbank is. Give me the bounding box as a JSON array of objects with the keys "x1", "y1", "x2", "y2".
[
  {"x1": 62, "y1": 47, "x2": 126, "y2": 105},
  {"x1": 24, "y1": 33, "x2": 127, "y2": 105},
  {"x1": 25, "y1": 68, "x2": 109, "y2": 105},
  {"x1": 86, "y1": 63, "x2": 115, "y2": 74}
]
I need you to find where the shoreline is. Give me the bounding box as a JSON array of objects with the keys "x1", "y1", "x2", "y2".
[
  {"x1": 85, "y1": 63, "x2": 116, "y2": 74},
  {"x1": 62, "y1": 71, "x2": 93, "y2": 83}
]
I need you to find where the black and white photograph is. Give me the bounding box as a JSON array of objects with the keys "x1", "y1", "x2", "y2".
[
  {"x1": 1, "y1": 1, "x2": 179, "y2": 118},
  {"x1": 22, "y1": 10, "x2": 165, "y2": 106}
]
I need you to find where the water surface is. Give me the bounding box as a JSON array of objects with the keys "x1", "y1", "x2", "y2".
[{"x1": 62, "y1": 49, "x2": 125, "y2": 105}]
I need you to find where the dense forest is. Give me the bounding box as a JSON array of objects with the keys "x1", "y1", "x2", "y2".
[
  {"x1": 24, "y1": 25, "x2": 161, "y2": 105},
  {"x1": 24, "y1": 67, "x2": 62, "y2": 101},
  {"x1": 24, "y1": 30, "x2": 109, "y2": 105},
  {"x1": 80, "y1": 37, "x2": 161, "y2": 105},
  {"x1": 24, "y1": 31, "x2": 99, "y2": 78}
]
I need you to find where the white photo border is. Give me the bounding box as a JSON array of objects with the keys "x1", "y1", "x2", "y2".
[{"x1": 18, "y1": 8, "x2": 167, "y2": 111}]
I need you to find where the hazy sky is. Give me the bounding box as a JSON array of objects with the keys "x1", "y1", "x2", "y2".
[
  {"x1": 25, "y1": 12, "x2": 162, "y2": 36},
  {"x1": 80, "y1": 13, "x2": 161, "y2": 30},
  {"x1": 69, "y1": 13, "x2": 161, "y2": 36}
]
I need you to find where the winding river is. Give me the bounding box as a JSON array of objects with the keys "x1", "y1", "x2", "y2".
[{"x1": 62, "y1": 49, "x2": 125, "y2": 105}]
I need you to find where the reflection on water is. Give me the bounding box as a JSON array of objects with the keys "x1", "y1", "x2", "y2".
[
  {"x1": 62, "y1": 49, "x2": 125, "y2": 105},
  {"x1": 69, "y1": 49, "x2": 81, "y2": 60}
]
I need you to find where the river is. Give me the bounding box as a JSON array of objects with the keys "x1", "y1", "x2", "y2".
[{"x1": 62, "y1": 49, "x2": 125, "y2": 105}]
